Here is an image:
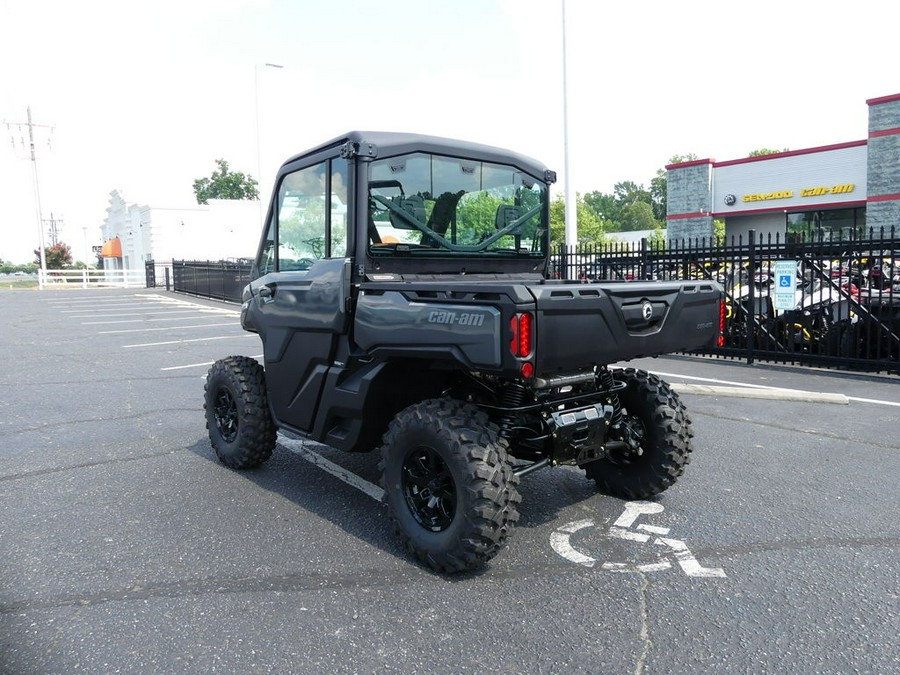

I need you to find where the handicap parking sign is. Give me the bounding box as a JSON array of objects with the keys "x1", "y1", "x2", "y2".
[{"x1": 773, "y1": 261, "x2": 797, "y2": 310}]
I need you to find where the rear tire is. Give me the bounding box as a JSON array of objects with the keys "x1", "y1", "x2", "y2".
[
  {"x1": 585, "y1": 368, "x2": 692, "y2": 499},
  {"x1": 379, "y1": 399, "x2": 521, "y2": 573},
  {"x1": 204, "y1": 355, "x2": 276, "y2": 469}
]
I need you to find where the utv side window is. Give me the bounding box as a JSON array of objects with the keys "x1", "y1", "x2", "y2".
[
  {"x1": 277, "y1": 162, "x2": 329, "y2": 270},
  {"x1": 258, "y1": 158, "x2": 349, "y2": 274}
]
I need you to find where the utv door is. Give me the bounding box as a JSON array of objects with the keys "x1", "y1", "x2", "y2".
[{"x1": 243, "y1": 157, "x2": 350, "y2": 433}]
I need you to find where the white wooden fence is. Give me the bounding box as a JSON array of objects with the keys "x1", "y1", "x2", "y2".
[{"x1": 38, "y1": 268, "x2": 146, "y2": 289}]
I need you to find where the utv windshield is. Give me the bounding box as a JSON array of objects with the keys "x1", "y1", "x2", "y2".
[{"x1": 367, "y1": 152, "x2": 548, "y2": 257}]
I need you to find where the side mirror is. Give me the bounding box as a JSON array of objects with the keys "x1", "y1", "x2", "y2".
[
  {"x1": 495, "y1": 204, "x2": 524, "y2": 230},
  {"x1": 389, "y1": 195, "x2": 426, "y2": 230}
]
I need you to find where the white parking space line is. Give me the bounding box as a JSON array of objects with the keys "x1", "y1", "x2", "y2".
[
  {"x1": 62, "y1": 306, "x2": 166, "y2": 313},
  {"x1": 162, "y1": 354, "x2": 263, "y2": 371},
  {"x1": 277, "y1": 436, "x2": 384, "y2": 502},
  {"x1": 100, "y1": 323, "x2": 238, "y2": 334},
  {"x1": 64, "y1": 309, "x2": 208, "y2": 317},
  {"x1": 124, "y1": 334, "x2": 255, "y2": 348},
  {"x1": 652, "y1": 370, "x2": 897, "y2": 407},
  {"x1": 82, "y1": 315, "x2": 221, "y2": 325},
  {"x1": 846, "y1": 395, "x2": 900, "y2": 407},
  {"x1": 49, "y1": 298, "x2": 150, "y2": 306}
]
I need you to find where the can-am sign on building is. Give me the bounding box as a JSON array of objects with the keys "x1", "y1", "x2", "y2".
[{"x1": 666, "y1": 93, "x2": 900, "y2": 241}]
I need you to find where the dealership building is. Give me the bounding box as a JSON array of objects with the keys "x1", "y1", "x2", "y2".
[{"x1": 666, "y1": 93, "x2": 900, "y2": 242}]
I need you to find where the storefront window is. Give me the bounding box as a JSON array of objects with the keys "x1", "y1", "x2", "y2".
[{"x1": 786, "y1": 208, "x2": 865, "y2": 241}]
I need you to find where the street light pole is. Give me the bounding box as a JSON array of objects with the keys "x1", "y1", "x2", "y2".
[
  {"x1": 562, "y1": 0, "x2": 577, "y2": 251},
  {"x1": 254, "y1": 63, "x2": 284, "y2": 223}
]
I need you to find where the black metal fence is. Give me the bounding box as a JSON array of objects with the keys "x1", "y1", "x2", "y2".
[
  {"x1": 147, "y1": 227, "x2": 899, "y2": 374},
  {"x1": 554, "y1": 227, "x2": 899, "y2": 374},
  {"x1": 146, "y1": 260, "x2": 253, "y2": 303}
]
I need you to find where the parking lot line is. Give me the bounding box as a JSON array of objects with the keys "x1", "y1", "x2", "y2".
[
  {"x1": 64, "y1": 309, "x2": 208, "y2": 317},
  {"x1": 99, "y1": 323, "x2": 238, "y2": 334},
  {"x1": 277, "y1": 436, "x2": 384, "y2": 502},
  {"x1": 162, "y1": 354, "x2": 263, "y2": 371},
  {"x1": 653, "y1": 370, "x2": 897, "y2": 407},
  {"x1": 82, "y1": 315, "x2": 221, "y2": 325},
  {"x1": 123, "y1": 335, "x2": 256, "y2": 348}
]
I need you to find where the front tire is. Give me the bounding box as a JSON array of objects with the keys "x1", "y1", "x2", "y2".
[
  {"x1": 379, "y1": 399, "x2": 521, "y2": 573},
  {"x1": 204, "y1": 355, "x2": 276, "y2": 469},
  {"x1": 585, "y1": 368, "x2": 692, "y2": 499}
]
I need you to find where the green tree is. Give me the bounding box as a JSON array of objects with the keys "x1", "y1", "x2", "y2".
[
  {"x1": 549, "y1": 193, "x2": 607, "y2": 247},
  {"x1": 613, "y1": 181, "x2": 650, "y2": 208},
  {"x1": 34, "y1": 242, "x2": 73, "y2": 269},
  {"x1": 193, "y1": 159, "x2": 260, "y2": 204},
  {"x1": 649, "y1": 169, "x2": 667, "y2": 222},
  {"x1": 748, "y1": 148, "x2": 789, "y2": 157},
  {"x1": 646, "y1": 226, "x2": 667, "y2": 251},
  {"x1": 713, "y1": 218, "x2": 726, "y2": 244},
  {"x1": 583, "y1": 190, "x2": 620, "y2": 224},
  {"x1": 619, "y1": 201, "x2": 660, "y2": 232}
]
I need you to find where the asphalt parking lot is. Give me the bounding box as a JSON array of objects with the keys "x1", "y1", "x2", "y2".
[{"x1": 1, "y1": 287, "x2": 898, "y2": 674}]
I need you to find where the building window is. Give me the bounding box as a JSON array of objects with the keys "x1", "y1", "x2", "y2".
[{"x1": 786, "y1": 207, "x2": 866, "y2": 241}]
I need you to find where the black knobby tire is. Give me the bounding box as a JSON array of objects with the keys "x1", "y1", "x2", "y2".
[
  {"x1": 379, "y1": 398, "x2": 521, "y2": 574},
  {"x1": 824, "y1": 321, "x2": 847, "y2": 357},
  {"x1": 839, "y1": 321, "x2": 862, "y2": 358},
  {"x1": 204, "y1": 355, "x2": 276, "y2": 469},
  {"x1": 585, "y1": 368, "x2": 692, "y2": 500}
]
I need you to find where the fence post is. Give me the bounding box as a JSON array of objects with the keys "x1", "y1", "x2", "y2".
[
  {"x1": 746, "y1": 229, "x2": 756, "y2": 365},
  {"x1": 640, "y1": 238, "x2": 649, "y2": 279}
]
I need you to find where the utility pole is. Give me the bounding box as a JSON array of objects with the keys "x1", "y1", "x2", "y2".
[
  {"x1": 5, "y1": 107, "x2": 54, "y2": 273},
  {"x1": 43, "y1": 212, "x2": 64, "y2": 246}
]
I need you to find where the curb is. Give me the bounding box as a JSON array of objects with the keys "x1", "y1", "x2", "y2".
[{"x1": 670, "y1": 383, "x2": 850, "y2": 405}]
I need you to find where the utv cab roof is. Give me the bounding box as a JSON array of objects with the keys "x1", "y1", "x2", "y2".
[{"x1": 279, "y1": 131, "x2": 555, "y2": 183}]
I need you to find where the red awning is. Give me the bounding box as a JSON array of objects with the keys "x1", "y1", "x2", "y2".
[{"x1": 101, "y1": 237, "x2": 122, "y2": 258}]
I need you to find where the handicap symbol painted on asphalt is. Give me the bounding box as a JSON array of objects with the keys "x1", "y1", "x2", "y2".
[{"x1": 550, "y1": 501, "x2": 726, "y2": 578}]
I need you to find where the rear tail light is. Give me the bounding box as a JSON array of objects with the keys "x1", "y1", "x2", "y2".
[{"x1": 509, "y1": 312, "x2": 533, "y2": 358}]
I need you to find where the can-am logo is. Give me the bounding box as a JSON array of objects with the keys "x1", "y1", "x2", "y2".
[{"x1": 427, "y1": 310, "x2": 486, "y2": 327}]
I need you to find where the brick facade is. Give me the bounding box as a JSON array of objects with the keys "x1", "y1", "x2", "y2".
[
  {"x1": 866, "y1": 94, "x2": 900, "y2": 232},
  {"x1": 665, "y1": 160, "x2": 714, "y2": 241}
]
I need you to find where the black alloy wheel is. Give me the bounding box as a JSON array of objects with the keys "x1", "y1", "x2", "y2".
[
  {"x1": 402, "y1": 446, "x2": 456, "y2": 531},
  {"x1": 212, "y1": 387, "x2": 239, "y2": 443}
]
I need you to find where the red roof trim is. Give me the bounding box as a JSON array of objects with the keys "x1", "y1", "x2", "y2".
[
  {"x1": 667, "y1": 212, "x2": 710, "y2": 221},
  {"x1": 868, "y1": 193, "x2": 900, "y2": 203},
  {"x1": 869, "y1": 127, "x2": 900, "y2": 138},
  {"x1": 711, "y1": 141, "x2": 867, "y2": 168},
  {"x1": 866, "y1": 93, "x2": 900, "y2": 106},
  {"x1": 665, "y1": 158, "x2": 715, "y2": 170}
]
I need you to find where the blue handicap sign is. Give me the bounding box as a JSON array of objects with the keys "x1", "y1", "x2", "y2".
[{"x1": 778, "y1": 274, "x2": 792, "y2": 288}]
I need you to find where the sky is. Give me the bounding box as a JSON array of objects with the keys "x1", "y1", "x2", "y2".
[{"x1": 1, "y1": 0, "x2": 897, "y2": 263}]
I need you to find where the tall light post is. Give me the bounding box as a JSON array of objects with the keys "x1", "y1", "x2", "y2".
[
  {"x1": 562, "y1": 0, "x2": 577, "y2": 251},
  {"x1": 254, "y1": 63, "x2": 284, "y2": 222}
]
